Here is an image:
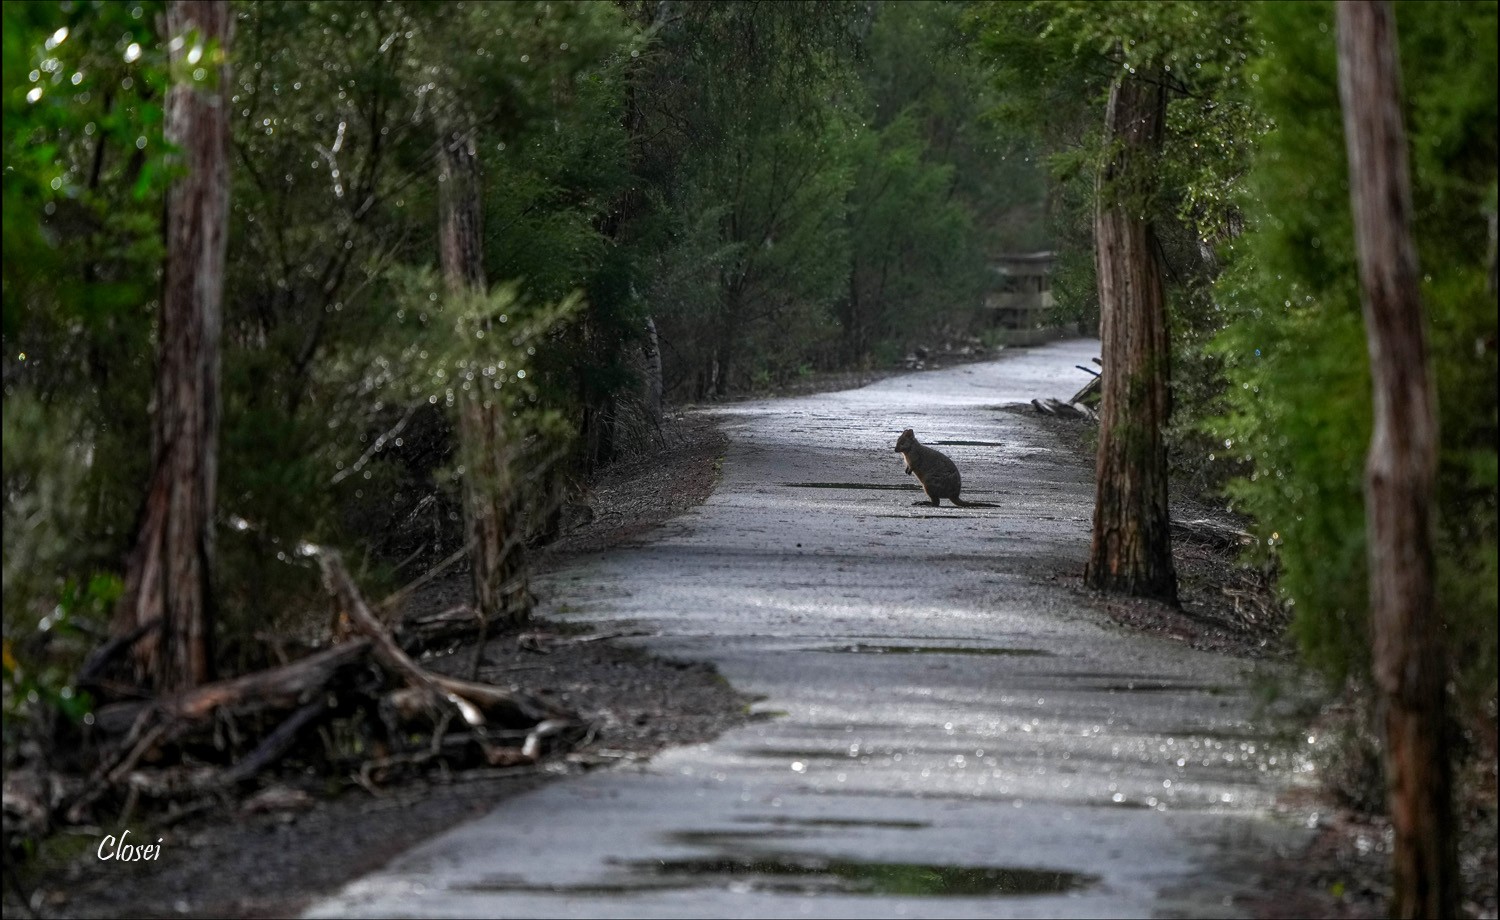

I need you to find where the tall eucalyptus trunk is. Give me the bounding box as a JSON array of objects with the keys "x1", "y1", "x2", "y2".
[
  {"x1": 438, "y1": 119, "x2": 530, "y2": 626},
  {"x1": 1084, "y1": 69, "x2": 1178, "y2": 605},
  {"x1": 1336, "y1": 3, "x2": 1454, "y2": 915},
  {"x1": 644, "y1": 315, "x2": 664, "y2": 422},
  {"x1": 113, "y1": 0, "x2": 232, "y2": 692}
]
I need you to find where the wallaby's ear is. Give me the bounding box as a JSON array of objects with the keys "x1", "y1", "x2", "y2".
[{"x1": 901, "y1": 428, "x2": 914, "y2": 437}]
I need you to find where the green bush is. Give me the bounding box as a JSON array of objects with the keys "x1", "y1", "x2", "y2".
[{"x1": 1209, "y1": 1, "x2": 1498, "y2": 711}]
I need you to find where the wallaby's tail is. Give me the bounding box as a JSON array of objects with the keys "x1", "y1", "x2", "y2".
[{"x1": 950, "y1": 496, "x2": 1000, "y2": 508}]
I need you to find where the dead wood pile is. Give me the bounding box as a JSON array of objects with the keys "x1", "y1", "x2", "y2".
[
  {"x1": 1031, "y1": 357, "x2": 1102, "y2": 421},
  {"x1": 10, "y1": 551, "x2": 583, "y2": 841}
]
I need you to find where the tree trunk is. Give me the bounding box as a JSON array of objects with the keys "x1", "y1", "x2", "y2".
[
  {"x1": 576, "y1": 317, "x2": 617, "y2": 472},
  {"x1": 712, "y1": 288, "x2": 742, "y2": 400},
  {"x1": 112, "y1": 0, "x2": 232, "y2": 692},
  {"x1": 437, "y1": 120, "x2": 530, "y2": 626},
  {"x1": 644, "y1": 315, "x2": 664, "y2": 422},
  {"x1": 1335, "y1": 4, "x2": 1455, "y2": 916},
  {"x1": 1083, "y1": 70, "x2": 1178, "y2": 604}
]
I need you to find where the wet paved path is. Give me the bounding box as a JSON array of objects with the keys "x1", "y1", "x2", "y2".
[{"x1": 309, "y1": 339, "x2": 1312, "y2": 919}]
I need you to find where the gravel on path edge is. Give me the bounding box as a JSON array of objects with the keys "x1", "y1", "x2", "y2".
[
  {"x1": 20, "y1": 386, "x2": 1491, "y2": 920},
  {"x1": 12, "y1": 414, "x2": 750, "y2": 920}
]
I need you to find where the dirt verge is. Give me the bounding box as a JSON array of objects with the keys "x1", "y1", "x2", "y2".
[
  {"x1": 1027, "y1": 404, "x2": 1497, "y2": 920},
  {"x1": 9, "y1": 414, "x2": 747, "y2": 920}
]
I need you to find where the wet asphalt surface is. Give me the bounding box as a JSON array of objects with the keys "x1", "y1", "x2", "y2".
[{"x1": 309, "y1": 339, "x2": 1314, "y2": 919}]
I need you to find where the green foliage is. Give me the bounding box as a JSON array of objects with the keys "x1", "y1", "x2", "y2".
[
  {"x1": 839, "y1": 0, "x2": 1046, "y2": 365},
  {"x1": 2, "y1": 387, "x2": 119, "y2": 743},
  {"x1": 971, "y1": 0, "x2": 1496, "y2": 733},
  {"x1": 3, "y1": 574, "x2": 114, "y2": 745},
  {"x1": 387, "y1": 271, "x2": 584, "y2": 506},
  {"x1": 3, "y1": 2, "x2": 174, "y2": 716},
  {"x1": 1209, "y1": 0, "x2": 1498, "y2": 701},
  {"x1": 968, "y1": 0, "x2": 1269, "y2": 494},
  {"x1": 2, "y1": 1, "x2": 171, "y2": 337},
  {"x1": 631, "y1": 1, "x2": 858, "y2": 397},
  {"x1": 843, "y1": 110, "x2": 975, "y2": 359},
  {"x1": 862, "y1": 0, "x2": 1048, "y2": 259},
  {"x1": 207, "y1": 0, "x2": 636, "y2": 632}
]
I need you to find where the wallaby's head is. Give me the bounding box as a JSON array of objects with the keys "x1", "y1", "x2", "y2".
[{"x1": 894, "y1": 428, "x2": 916, "y2": 453}]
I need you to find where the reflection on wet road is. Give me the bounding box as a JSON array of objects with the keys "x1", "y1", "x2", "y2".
[{"x1": 309, "y1": 339, "x2": 1313, "y2": 919}]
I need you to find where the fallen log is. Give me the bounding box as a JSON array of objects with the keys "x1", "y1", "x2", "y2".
[
  {"x1": 1069, "y1": 402, "x2": 1098, "y2": 421},
  {"x1": 93, "y1": 640, "x2": 373, "y2": 736},
  {"x1": 1068, "y1": 373, "x2": 1102, "y2": 407},
  {"x1": 397, "y1": 604, "x2": 484, "y2": 653},
  {"x1": 1171, "y1": 517, "x2": 1254, "y2": 549},
  {"x1": 220, "y1": 697, "x2": 329, "y2": 787},
  {"x1": 62, "y1": 550, "x2": 584, "y2": 827},
  {"x1": 319, "y1": 550, "x2": 572, "y2": 731},
  {"x1": 1043, "y1": 398, "x2": 1085, "y2": 419},
  {"x1": 320, "y1": 552, "x2": 460, "y2": 714},
  {"x1": 69, "y1": 643, "x2": 374, "y2": 821},
  {"x1": 75, "y1": 619, "x2": 161, "y2": 690}
]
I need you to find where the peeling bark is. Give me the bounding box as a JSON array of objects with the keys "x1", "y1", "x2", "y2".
[
  {"x1": 644, "y1": 315, "x2": 664, "y2": 422},
  {"x1": 1084, "y1": 71, "x2": 1178, "y2": 605},
  {"x1": 1336, "y1": 3, "x2": 1455, "y2": 915},
  {"x1": 113, "y1": 0, "x2": 233, "y2": 692},
  {"x1": 437, "y1": 119, "x2": 530, "y2": 626}
]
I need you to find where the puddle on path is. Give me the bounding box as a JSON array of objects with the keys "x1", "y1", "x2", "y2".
[
  {"x1": 735, "y1": 816, "x2": 930, "y2": 830},
  {"x1": 746, "y1": 747, "x2": 883, "y2": 761},
  {"x1": 784, "y1": 482, "x2": 921, "y2": 490},
  {"x1": 458, "y1": 880, "x2": 685, "y2": 896},
  {"x1": 1094, "y1": 681, "x2": 1227, "y2": 694},
  {"x1": 815, "y1": 643, "x2": 1053, "y2": 657},
  {"x1": 669, "y1": 829, "x2": 813, "y2": 844},
  {"x1": 630, "y1": 855, "x2": 1097, "y2": 897},
  {"x1": 1056, "y1": 672, "x2": 1233, "y2": 694},
  {"x1": 460, "y1": 859, "x2": 1096, "y2": 899},
  {"x1": 931, "y1": 440, "x2": 1006, "y2": 447}
]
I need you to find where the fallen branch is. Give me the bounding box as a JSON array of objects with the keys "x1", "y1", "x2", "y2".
[
  {"x1": 375, "y1": 540, "x2": 473, "y2": 624},
  {"x1": 1068, "y1": 373, "x2": 1102, "y2": 406},
  {"x1": 1041, "y1": 397, "x2": 1087, "y2": 419},
  {"x1": 66, "y1": 720, "x2": 171, "y2": 823},
  {"x1": 75, "y1": 620, "x2": 161, "y2": 689},
  {"x1": 397, "y1": 604, "x2": 484, "y2": 652},
  {"x1": 522, "y1": 719, "x2": 580, "y2": 761},
  {"x1": 517, "y1": 629, "x2": 650, "y2": 654},
  {"x1": 321, "y1": 551, "x2": 483, "y2": 726},
  {"x1": 57, "y1": 550, "x2": 586, "y2": 830},
  {"x1": 93, "y1": 640, "x2": 373, "y2": 736},
  {"x1": 382, "y1": 676, "x2": 561, "y2": 731},
  {"x1": 319, "y1": 549, "x2": 570, "y2": 729},
  {"x1": 1171, "y1": 517, "x2": 1254, "y2": 549},
  {"x1": 427, "y1": 674, "x2": 567, "y2": 725},
  {"x1": 220, "y1": 697, "x2": 329, "y2": 787},
  {"x1": 69, "y1": 642, "x2": 374, "y2": 821}
]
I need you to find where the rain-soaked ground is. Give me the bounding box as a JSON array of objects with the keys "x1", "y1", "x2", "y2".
[{"x1": 308, "y1": 339, "x2": 1317, "y2": 919}]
